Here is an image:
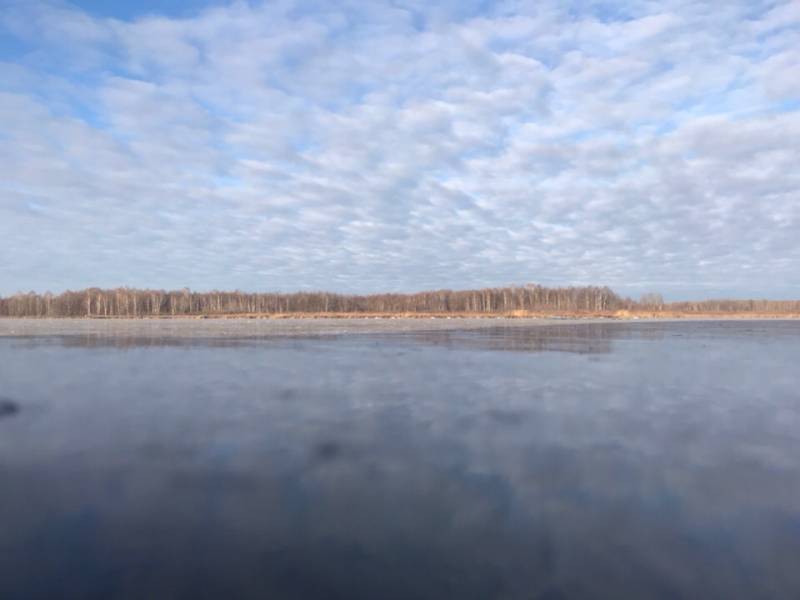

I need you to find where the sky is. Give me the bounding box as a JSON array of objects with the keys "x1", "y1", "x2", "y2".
[{"x1": 0, "y1": 0, "x2": 798, "y2": 299}]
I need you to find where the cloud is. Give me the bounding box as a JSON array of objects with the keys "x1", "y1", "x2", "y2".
[{"x1": 0, "y1": 0, "x2": 798, "y2": 298}]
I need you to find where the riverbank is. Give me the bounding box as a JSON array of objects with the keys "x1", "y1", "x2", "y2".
[
  {"x1": 2, "y1": 310, "x2": 799, "y2": 321},
  {"x1": 0, "y1": 317, "x2": 588, "y2": 339},
  {"x1": 0, "y1": 314, "x2": 798, "y2": 339}
]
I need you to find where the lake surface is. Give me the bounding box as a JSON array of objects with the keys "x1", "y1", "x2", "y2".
[{"x1": 1, "y1": 320, "x2": 799, "y2": 599}]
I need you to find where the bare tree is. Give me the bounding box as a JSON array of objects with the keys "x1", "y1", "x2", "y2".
[{"x1": 2, "y1": 285, "x2": 797, "y2": 318}]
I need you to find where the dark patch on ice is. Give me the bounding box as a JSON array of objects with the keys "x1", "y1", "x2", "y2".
[
  {"x1": 486, "y1": 408, "x2": 528, "y2": 425},
  {"x1": 0, "y1": 398, "x2": 20, "y2": 418},
  {"x1": 278, "y1": 389, "x2": 297, "y2": 401},
  {"x1": 313, "y1": 440, "x2": 343, "y2": 461}
]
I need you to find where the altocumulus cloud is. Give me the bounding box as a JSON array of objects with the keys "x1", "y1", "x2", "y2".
[{"x1": 0, "y1": 0, "x2": 798, "y2": 298}]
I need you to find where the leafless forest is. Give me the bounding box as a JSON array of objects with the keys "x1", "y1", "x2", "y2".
[{"x1": 1, "y1": 286, "x2": 798, "y2": 318}]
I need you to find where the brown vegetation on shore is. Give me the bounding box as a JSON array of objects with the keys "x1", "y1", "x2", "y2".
[{"x1": 0, "y1": 286, "x2": 798, "y2": 319}]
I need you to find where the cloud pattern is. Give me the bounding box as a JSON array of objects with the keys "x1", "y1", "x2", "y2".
[{"x1": 0, "y1": 0, "x2": 798, "y2": 298}]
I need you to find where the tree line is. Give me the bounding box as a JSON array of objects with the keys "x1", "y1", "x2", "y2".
[
  {"x1": 0, "y1": 286, "x2": 797, "y2": 318},
  {"x1": 0, "y1": 285, "x2": 623, "y2": 317}
]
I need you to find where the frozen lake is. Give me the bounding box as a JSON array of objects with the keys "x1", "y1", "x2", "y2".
[{"x1": 1, "y1": 320, "x2": 799, "y2": 599}]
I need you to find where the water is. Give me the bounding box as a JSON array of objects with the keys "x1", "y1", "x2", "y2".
[{"x1": 1, "y1": 321, "x2": 799, "y2": 599}]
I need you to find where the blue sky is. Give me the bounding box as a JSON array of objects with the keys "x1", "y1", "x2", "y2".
[{"x1": 1, "y1": 0, "x2": 799, "y2": 299}]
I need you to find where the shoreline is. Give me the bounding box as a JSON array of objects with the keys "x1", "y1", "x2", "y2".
[
  {"x1": 0, "y1": 317, "x2": 598, "y2": 339},
  {"x1": 0, "y1": 315, "x2": 798, "y2": 339},
  {"x1": 1, "y1": 310, "x2": 798, "y2": 321}
]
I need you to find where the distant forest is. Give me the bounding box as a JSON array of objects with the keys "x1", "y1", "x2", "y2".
[{"x1": 1, "y1": 286, "x2": 798, "y2": 318}]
